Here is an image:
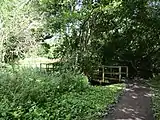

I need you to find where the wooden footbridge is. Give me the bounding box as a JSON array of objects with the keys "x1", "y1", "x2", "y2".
[
  {"x1": 40, "y1": 62, "x2": 61, "y2": 73},
  {"x1": 91, "y1": 66, "x2": 128, "y2": 83},
  {"x1": 40, "y1": 62, "x2": 128, "y2": 83}
]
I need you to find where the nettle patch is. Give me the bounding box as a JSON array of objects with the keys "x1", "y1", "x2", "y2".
[{"x1": 0, "y1": 68, "x2": 124, "y2": 120}]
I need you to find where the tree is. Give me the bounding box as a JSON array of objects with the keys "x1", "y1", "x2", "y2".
[
  {"x1": 36, "y1": 0, "x2": 160, "y2": 78},
  {"x1": 0, "y1": 0, "x2": 43, "y2": 63}
]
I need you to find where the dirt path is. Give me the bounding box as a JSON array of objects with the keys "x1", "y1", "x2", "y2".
[{"x1": 104, "y1": 82, "x2": 154, "y2": 120}]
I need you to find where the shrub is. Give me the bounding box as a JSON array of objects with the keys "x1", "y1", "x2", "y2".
[{"x1": 0, "y1": 67, "x2": 124, "y2": 119}]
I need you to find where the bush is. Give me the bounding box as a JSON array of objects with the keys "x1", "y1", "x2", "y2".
[{"x1": 0, "y1": 67, "x2": 124, "y2": 119}]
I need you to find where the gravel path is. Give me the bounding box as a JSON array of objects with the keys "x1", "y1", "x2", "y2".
[{"x1": 104, "y1": 82, "x2": 154, "y2": 120}]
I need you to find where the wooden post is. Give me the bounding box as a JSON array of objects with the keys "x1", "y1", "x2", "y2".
[
  {"x1": 52, "y1": 63, "x2": 54, "y2": 72},
  {"x1": 40, "y1": 63, "x2": 42, "y2": 72},
  {"x1": 126, "y1": 67, "x2": 128, "y2": 78},
  {"x1": 102, "y1": 65, "x2": 105, "y2": 83},
  {"x1": 119, "y1": 66, "x2": 121, "y2": 81},
  {"x1": 110, "y1": 67, "x2": 112, "y2": 77},
  {"x1": 46, "y1": 64, "x2": 48, "y2": 73}
]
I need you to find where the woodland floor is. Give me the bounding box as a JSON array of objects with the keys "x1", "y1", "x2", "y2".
[{"x1": 104, "y1": 82, "x2": 155, "y2": 120}]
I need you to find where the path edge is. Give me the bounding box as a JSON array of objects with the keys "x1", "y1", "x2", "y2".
[{"x1": 102, "y1": 83, "x2": 127, "y2": 119}]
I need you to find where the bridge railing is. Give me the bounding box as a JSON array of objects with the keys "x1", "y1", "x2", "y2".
[
  {"x1": 40, "y1": 62, "x2": 62, "y2": 73},
  {"x1": 92, "y1": 66, "x2": 128, "y2": 83},
  {"x1": 39, "y1": 63, "x2": 128, "y2": 83}
]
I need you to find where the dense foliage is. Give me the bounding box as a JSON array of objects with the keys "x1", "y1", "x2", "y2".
[
  {"x1": 36, "y1": 0, "x2": 160, "y2": 78},
  {"x1": 0, "y1": 67, "x2": 124, "y2": 119},
  {"x1": 1, "y1": 0, "x2": 159, "y2": 119},
  {"x1": 0, "y1": 0, "x2": 160, "y2": 78},
  {"x1": 0, "y1": 0, "x2": 43, "y2": 63}
]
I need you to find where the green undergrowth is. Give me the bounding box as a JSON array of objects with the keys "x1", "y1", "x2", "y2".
[
  {"x1": 150, "y1": 75, "x2": 160, "y2": 119},
  {"x1": 0, "y1": 66, "x2": 125, "y2": 120}
]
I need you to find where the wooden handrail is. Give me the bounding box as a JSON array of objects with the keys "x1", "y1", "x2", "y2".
[{"x1": 92, "y1": 65, "x2": 128, "y2": 82}]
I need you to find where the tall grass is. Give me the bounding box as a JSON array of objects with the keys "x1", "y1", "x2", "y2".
[
  {"x1": 0, "y1": 66, "x2": 124, "y2": 120},
  {"x1": 150, "y1": 76, "x2": 160, "y2": 119}
]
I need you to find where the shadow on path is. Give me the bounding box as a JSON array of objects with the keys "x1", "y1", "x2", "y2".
[{"x1": 104, "y1": 82, "x2": 154, "y2": 120}]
